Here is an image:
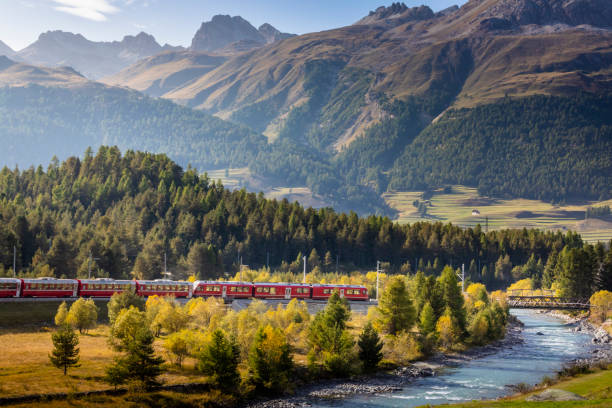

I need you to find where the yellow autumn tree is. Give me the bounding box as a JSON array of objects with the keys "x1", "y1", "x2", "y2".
[
  {"x1": 436, "y1": 308, "x2": 460, "y2": 350},
  {"x1": 589, "y1": 290, "x2": 612, "y2": 323}
]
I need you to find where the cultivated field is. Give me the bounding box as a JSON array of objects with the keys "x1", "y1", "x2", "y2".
[
  {"x1": 205, "y1": 167, "x2": 330, "y2": 208},
  {"x1": 384, "y1": 186, "x2": 612, "y2": 243}
]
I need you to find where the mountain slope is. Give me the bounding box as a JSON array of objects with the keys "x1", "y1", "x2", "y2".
[
  {"x1": 16, "y1": 31, "x2": 179, "y2": 79},
  {"x1": 0, "y1": 57, "x2": 264, "y2": 172},
  {"x1": 0, "y1": 40, "x2": 15, "y2": 57},
  {"x1": 6, "y1": 0, "x2": 612, "y2": 216}
]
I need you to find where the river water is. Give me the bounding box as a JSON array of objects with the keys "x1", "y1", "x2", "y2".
[{"x1": 313, "y1": 309, "x2": 598, "y2": 407}]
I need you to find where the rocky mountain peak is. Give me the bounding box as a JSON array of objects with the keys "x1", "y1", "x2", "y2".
[
  {"x1": 191, "y1": 14, "x2": 264, "y2": 52},
  {"x1": 477, "y1": 0, "x2": 612, "y2": 31},
  {"x1": 258, "y1": 23, "x2": 295, "y2": 44},
  {"x1": 117, "y1": 32, "x2": 161, "y2": 55},
  {"x1": 356, "y1": 3, "x2": 435, "y2": 26}
]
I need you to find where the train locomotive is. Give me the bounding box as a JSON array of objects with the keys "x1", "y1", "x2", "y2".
[{"x1": 0, "y1": 277, "x2": 368, "y2": 301}]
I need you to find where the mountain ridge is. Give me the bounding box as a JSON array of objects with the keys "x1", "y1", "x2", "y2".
[{"x1": 15, "y1": 30, "x2": 181, "y2": 79}]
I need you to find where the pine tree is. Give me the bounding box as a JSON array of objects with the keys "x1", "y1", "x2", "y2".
[
  {"x1": 357, "y1": 322, "x2": 383, "y2": 372},
  {"x1": 438, "y1": 266, "x2": 466, "y2": 334},
  {"x1": 307, "y1": 293, "x2": 355, "y2": 376},
  {"x1": 248, "y1": 325, "x2": 293, "y2": 394},
  {"x1": 49, "y1": 325, "x2": 80, "y2": 375},
  {"x1": 419, "y1": 302, "x2": 436, "y2": 335},
  {"x1": 197, "y1": 329, "x2": 240, "y2": 393},
  {"x1": 377, "y1": 276, "x2": 415, "y2": 335},
  {"x1": 105, "y1": 327, "x2": 165, "y2": 390}
]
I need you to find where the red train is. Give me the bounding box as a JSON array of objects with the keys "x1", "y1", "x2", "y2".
[{"x1": 0, "y1": 277, "x2": 368, "y2": 301}]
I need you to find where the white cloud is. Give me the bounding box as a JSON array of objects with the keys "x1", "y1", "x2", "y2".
[{"x1": 52, "y1": 0, "x2": 120, "y2": 21}]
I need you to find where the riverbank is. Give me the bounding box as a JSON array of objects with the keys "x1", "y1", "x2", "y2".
[
  {"x1": 536, "y1": 310, "x2": 612, "y2": 363},
  {"x1": 245, "y1": 315, "x2": 525, "y2": 408},
  {"x1": 428, "y1": 361, "x2": 612, "y2": 407}
]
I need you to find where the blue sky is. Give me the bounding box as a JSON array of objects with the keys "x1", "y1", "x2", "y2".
[{"x1": 0, "y1": 0, "x2": 466, "y2": 51}]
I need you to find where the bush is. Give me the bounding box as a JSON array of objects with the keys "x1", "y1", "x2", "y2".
[
  {"x1": 67, "y1": 298, "x2": 98, "y2": 334},
  {"x1": 108, "y1": 289, "x2": 145, "y2": 325},
  {"x1": 557, "y1": 361, "x2": 591, "y2": 378}
]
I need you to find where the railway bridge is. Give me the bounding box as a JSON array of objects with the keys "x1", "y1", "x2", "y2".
[{"x1": 507, "y1": 289, "x2": 590, "y2": 310}]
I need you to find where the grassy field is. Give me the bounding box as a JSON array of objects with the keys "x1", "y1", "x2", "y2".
[
  {"x1": 384, "y1": 185, "x2": 612, "y2": 243},
  {"x1": 425, "y1": 366, "x2": 612, "y2": 408},
  {"x1": 0, "y1": 302, "x2": 209, "y2": 401}
]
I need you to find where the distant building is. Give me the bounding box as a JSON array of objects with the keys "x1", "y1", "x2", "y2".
[{"x1": 472, "y1": 209, "x2": 480, "y2": 216}]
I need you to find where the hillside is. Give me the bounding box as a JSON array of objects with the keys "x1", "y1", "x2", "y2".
[
  {"x1": 0, "y1": 147, "x2": 579, "y2": 286},
  {"x1": 0, "y1": 56, "x2": 264, "y2": 172}
]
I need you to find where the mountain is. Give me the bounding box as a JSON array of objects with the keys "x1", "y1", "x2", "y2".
[
  {"x1": 0, "y1": 55, "x2": 87, "y2": 87},
  {"x1": 190, "y1": 15, "x2": 294, "y2": 53},
  {"x1": 0, "y1": 40, "x2": 15, "y2": 57},
  {"x1": 102, "y1": 0, "x2": 612, "y2": 210},
  {"x1": 16, "y1": 31, "x2": 179, "y2": 79},
  {"x1": 102, "y1": 51, "x2": 228, "y2": 97},
  {"x1": 0, "y1": 56, "x2": 264, "y2": 174}
]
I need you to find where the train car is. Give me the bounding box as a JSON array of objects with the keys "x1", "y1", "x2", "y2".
[
  {"x1": 193, "y1": 281, "x2": 252, "y2": 299},
  {"x1": 136, "y1": 280, "x2": 192, "y2": 298},
  {"x1": 311, "y1": 284, "x2": 368, "y2": 301},
  {"x1": 253, "y1": 282, "x2": 311, "y2": 300},
  {"x1": 20, "y1": 278, "x2": 78, "y2": 298},
  {"x1": 0, "y1": 278, "x2": 21, "y2": 298},
  {"x1": 78, "y1": 278, "x2": 136, "y2": 297}
]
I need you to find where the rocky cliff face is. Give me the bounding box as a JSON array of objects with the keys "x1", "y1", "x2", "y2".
[
  {"x1": 478, "y1": 0, "x2": 612, "y2": 30},
  {"x1": 190, "y1": 15, "x2": 294, "y2": 53},
  {"x1": 16, "y1": 30, "x2": 168, "y2": 79}
]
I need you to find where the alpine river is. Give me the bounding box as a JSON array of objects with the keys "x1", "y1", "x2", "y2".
[{"x1": 313, "y1": 309, "x2": 598, "y2": 407}]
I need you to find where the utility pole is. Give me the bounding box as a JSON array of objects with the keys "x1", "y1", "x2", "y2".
[
  {"x1": 164, "y1": 252, "x2": 167, "y2": 276},
  {"x1": 303, "y1": 255, "x2": 307, "y2": 283},
  {"x1": 13, "y1": 245, "x2": 16, "y2": 277},
  {"x1": 376, "y1": 260, "x2": 380, "y2": 301},
  {"x1": 456, "y1": 263, "x2": 465, "y2": 293},
  {"x1": 240, "y1": 256, "x2": 243, "y2": 281},
  {"x1": 266, "y1": 251, "x2": 270, "y2": 269}
]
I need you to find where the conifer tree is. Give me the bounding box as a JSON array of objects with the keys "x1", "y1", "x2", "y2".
[
  {"x1": 197, "y1": 329, "x2": 240, "y2": 393},
  {"x1": 307, "y1": 292, "x2": 354, "y2": 376},
  {"x1": 248, "y1": 325, "x2": 293, "y2": 394},
  {"x1": 419, "y1": 302, "x2": 436, "y2": 336},
  {"x1": 105, "y1": 327, "x2": 165, "y2": 390},
  {"x1": 357, "y1": 322, "x2": 383, "y2": 372},
  {"x1": 377, "y1": 276, "x2": 415, "y2": 335},
  {"x1": 438, "y1": 266, "x2": 466, "y2": 333},
  {"x1": 49, "y1": 325, "x2": 80, "y2": 375}
]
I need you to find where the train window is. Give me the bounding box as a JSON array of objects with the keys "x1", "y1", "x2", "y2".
[
  {"x1": 270, "y1": 287, "x2": 276, "y2": 295},
  {"x1": 323, "y1": 289, "x2": 331, "y2": 294}
]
